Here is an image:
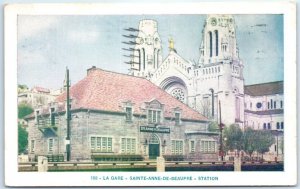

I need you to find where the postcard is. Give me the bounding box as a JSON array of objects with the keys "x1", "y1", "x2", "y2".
[{"x1": 4, "y1": 1, "x2": 297, "y2": 187}]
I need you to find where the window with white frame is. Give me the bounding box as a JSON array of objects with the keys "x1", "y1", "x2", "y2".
[
  {"x1": 125, "y1": 107, "x2": 132, "y2": 122},
  {"x1": 121, "y1": 138, "x2": 136, "y2": 154},
  {"x1": 30, "y1": 140, "x2": 35, "y2": 153},
  {"x1": 171, "y1": 140, "x2": 183, "y2": 155},
  {"x1": 90, "y1": 137, "x2": 112, "y2": 152},
  {"x1": 48, "y1": 138, "x2": 54, "y2": 153},
  {"x1": 200, "y1": 140, "x2": 216, "y2": 153},
  {"x1": 189, "y1": 140, "x2": 195, "y2": 153},
  {"x1": 148, "y1": 110, "x2": 161, "y2": 124}
]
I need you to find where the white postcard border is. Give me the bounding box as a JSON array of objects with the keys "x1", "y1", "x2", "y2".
[{"x1": 4, "y1": 2, "x2": 297, "y2": 186}]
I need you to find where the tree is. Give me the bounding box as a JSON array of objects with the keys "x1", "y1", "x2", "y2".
[
  {"x1": 18, "y1": 103, "x2": 32, "y2": 154},
  {"x1": 223, "y1": 124, "x2": 275, "y2": 160},
  {"x1": 200, "y1": 98, "x2": 211, "y2": 118},
  {"x1": 18, "y1": 84, "x2": 28, "y2": 90},
  {"x1": 256, "y1": 130, "x2": 275, "y2": 158},
  {"x1": 18, "y1": 103, "x2": 33, "y2": 119},
  {"x1": 242, "y1": 127, "x2": 258, "y2": 158},
  {"x1": 279, "y1": 136, "x2": 284, "y2": 154},
  {"x1": 18, "y1": 84, "x2": 29, "y2": 93},
  {"x1": 207, "y1": 121, "x2": 219, "y2": 132},
  {"x1": 223, "y1": 124, "x2": 243, "y2": 151},
  {"x1": 18, "y1": 123, "x2": 28, "y2": 154}
]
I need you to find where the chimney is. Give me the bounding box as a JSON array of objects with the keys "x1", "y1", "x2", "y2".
[{"x1": 87, "y1": 66, "x2": 97, "y2": 75}]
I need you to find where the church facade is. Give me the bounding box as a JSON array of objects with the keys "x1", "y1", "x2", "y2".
[
  {"x1": 129, "y1": 15, "x2": 245, "y2": 126},
  {"x1": 128, "y1": 15, "x2": 284, "y2": 160}
]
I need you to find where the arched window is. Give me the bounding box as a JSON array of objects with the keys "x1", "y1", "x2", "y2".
[
  {"x1": 171, "y1": 88, "x2": 186, "y2": 103},
  {"x1": 281, "y1": 122, "x2": 284, "y2": 129},
  {"x1": 137, "y1": 49, "x2": 141, "y2": 71},
  {"x1": 276, "y1": 122, "x2": 280, "y2": 130},
  {"x1": 271, "y1": 99, "x2": 273, "y2": 109},
  {"x1": 235, "y1": 97, "x2": 240, "y2": 120},
  {"x1": 267, "y1": 123, "x2": 271, "y2": 130},
  {"x1": 157, "y1": 49, "x2": 160, "y2": 68},
  {"x1": 215, "y1": 30, "x2": 218, "y2": 56},
  {"x1": 149, "y1": 134, "x2": 160, "y2": 144},
  {"x1": 153, "y1": 48, "x2": 156, "y2": 69},
  {"x1": 263, "y1": 123, "x2": 266, "y2": 130},
  {"x1": 209, "y1": 31, "x2": 212, "y2": 57}
]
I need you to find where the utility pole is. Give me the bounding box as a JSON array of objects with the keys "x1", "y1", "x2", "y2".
[
  {"x1": 65, "y1": 67, "x2": 71, "y2": 161},
  {"x1": 219, "y1": 100, "x2": 224, "y2": 161},
  {"x1": 210, "y1": 89, "x2": 214, "y2": 118},
  {"x1": 276, "y1": 130, "x2": 279, "y2": 160}
]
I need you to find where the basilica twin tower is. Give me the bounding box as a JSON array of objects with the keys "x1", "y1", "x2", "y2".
[{"x1": 129, "y1": 15, "x2": 245, "y2": 126}]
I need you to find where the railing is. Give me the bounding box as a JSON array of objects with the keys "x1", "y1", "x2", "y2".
[
  {"x1": 37, "y1": 117, "x2": 59, "y2": 135},
  {"x1": 18, "y1": 160, "x2": 283, "y2": 172},
  {"x1": 33, "y1": 154, "x2": 64, "y2": 162},
  {"x1": 37, "y1": 117, "x2": 59, "y2": 128},
  {"x1": 152, "y1": 57, "x2": 191, "y2": 81},
  {"x1": 91, "y1": 154, "x2": 144, "y2": 161}
]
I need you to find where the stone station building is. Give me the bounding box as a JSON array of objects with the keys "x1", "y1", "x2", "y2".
[{"x1": 26, "y1": 68, "x2": 219, "y2": 162}]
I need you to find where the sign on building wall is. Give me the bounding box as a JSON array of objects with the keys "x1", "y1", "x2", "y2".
[{"x1": 140, "y1": 126, "x2": 170, "y2": 133}]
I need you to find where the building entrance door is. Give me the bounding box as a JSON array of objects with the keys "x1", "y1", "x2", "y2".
[{"x1": 149, "y1": 134, "x2": 160, "y2": 159}]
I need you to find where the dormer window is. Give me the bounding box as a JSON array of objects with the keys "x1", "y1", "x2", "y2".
[
  {"x1": 125, "y1": 107, "x2": 132, "y2": 122},
  {"x1": 50, "y1": 107, "x2": 55, "y2": 126},
  {"x1": 35, "y1": 110, "x2": 40, "y2": 124},
  {"x1": 174, "y1": 107, "x2": 182, "y2": 125},
  {"x1": 175, "y1": 112, "x2": 181, "y2": 125},
  {"x1": 148, "y1": 110, "x2": 161, "y2": 124},
  {"x1": 122, "y1": 101, "x2": 134, "y2": 122},
  {"x1": 144, "y1": 99, "x2": 164, "y2": 124}
]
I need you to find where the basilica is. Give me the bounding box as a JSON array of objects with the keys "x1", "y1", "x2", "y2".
[
  {"x1": 129, "y1": 15, "x2": 245, "y2": 126},
  {"x1": 130, "y1": 15, "x2": 283, "y2": 129},
  {"x1": 128, "y1": 15, "x2": 284, "y2": 159}
]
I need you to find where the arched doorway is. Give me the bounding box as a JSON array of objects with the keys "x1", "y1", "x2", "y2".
[{"x1": 149, "y1": 134, "x2": 160, "y2": 159}]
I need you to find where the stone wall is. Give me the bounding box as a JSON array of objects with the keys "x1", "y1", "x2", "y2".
[{"x1": 28, "y1": 109, "x2": 218, "y2": 161}]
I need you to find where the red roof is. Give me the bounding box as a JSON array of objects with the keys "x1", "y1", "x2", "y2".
[
  {"x1": 56, "y1": 68, "x2": 208, "y2": 121},
  {"x1": 31, "y1": 86, "x2": 50, "y2": 93}
]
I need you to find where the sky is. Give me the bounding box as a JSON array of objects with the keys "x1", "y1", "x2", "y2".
[{"x1": 17, "y1": 14, "x2": 283, "y2": 90}]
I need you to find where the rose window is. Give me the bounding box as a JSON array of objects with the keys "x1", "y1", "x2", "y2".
[{"x1": 171, "y1": 88, "x2": 185, "y2": 103}]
